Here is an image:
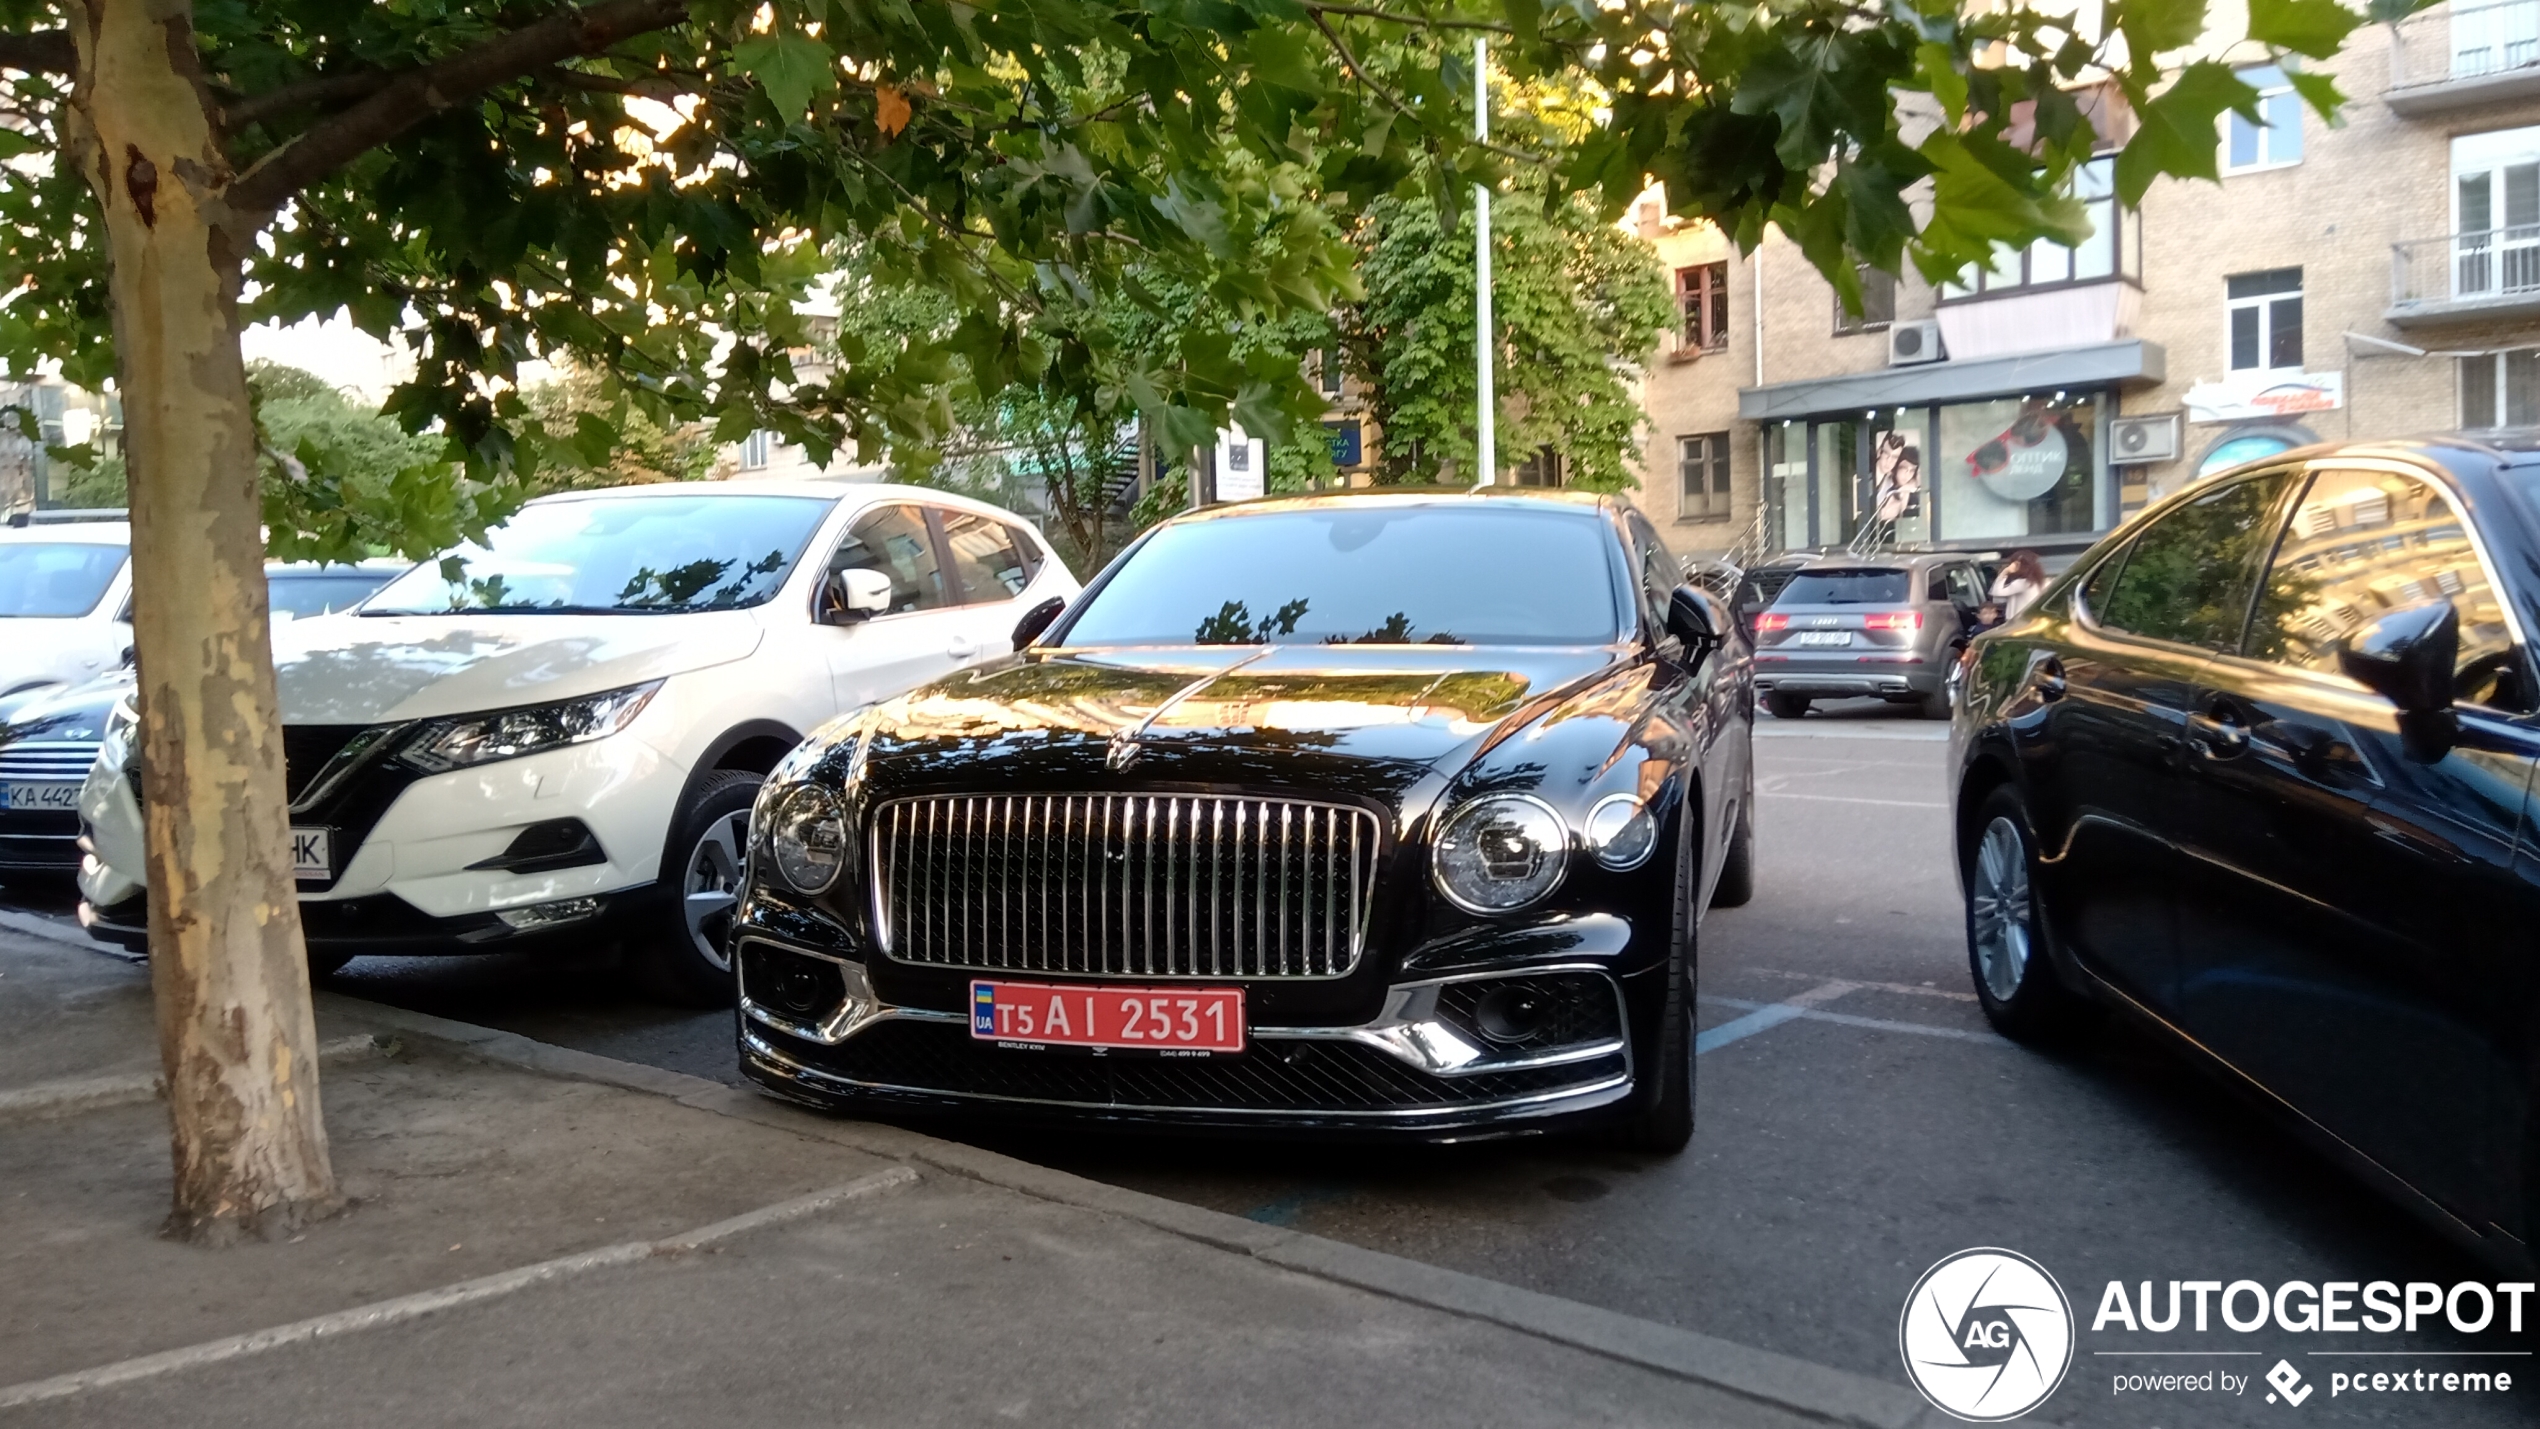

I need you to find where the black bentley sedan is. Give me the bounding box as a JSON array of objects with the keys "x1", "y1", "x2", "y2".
[
  {"x1": 733, "y1": 489, "x2": 1754, "y2": 1147},
  {"x1": 1952, "y1": 436, "x2": 2540, "y2": 1264}
]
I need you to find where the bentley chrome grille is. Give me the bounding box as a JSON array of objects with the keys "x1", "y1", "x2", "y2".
[{"x1": 873, "y1": 793, "x2": 1382, "y2": 980}]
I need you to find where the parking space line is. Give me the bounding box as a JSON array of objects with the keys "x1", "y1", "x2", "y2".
[
  {"x1": 1750, "y1": 969, "x2": 1979, "y2": 1003},
  {"x1": 1693, "y1": 980, "x2": 1856, "y2": 1055},
  {"x1": 1700, "y1": 996, "x2": 2001, "y2": 1045}
]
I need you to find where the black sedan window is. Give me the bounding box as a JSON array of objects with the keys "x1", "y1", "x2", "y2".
[
  {"x1": 1058, "y1": 506, "x2": 1623, "y2": 647},
  {"x1": 2093, "y1": 473, "x2": 2292, "y2": 650}
]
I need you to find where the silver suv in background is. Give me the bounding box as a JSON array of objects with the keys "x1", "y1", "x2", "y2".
[{"x1": 1751, "y1": 553, "x2": 1989, "y2": 719}]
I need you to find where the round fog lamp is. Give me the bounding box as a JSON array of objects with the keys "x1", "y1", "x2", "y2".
[
  {"x1": 1432, "y1": 794, "x2": 1568, "y2": 914},
  {"x1": 767, "y1": 785, "x2": 848, "y2": 895},
  {"x1": 1583, "y1": 794, "x2": 1658, "y2": 871}
]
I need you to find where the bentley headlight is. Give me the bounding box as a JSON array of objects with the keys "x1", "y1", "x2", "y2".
[
  {"x1": 1583, "y1": 794, "x2": 1658, "y2": 871},
  {"x1": 766, "y1": 784, "x2": 848, "y2": 894},
  {"x1": 1432, "y1": 793, "x2": 1568, "y2": 913},
  {"x1": 397, "y1": 681, "x2": 662, "y2": 773}
]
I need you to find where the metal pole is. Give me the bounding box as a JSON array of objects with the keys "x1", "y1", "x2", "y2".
[{"x1": 1472, "y1": 36, "x2": 1496, "y2": 488}]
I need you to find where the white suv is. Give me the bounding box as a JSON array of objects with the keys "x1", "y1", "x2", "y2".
[
  {"x1": 0, "y1": 516, "x2": 132, "y2": 710},
  {"x1": 78, "y1": 481, "x2": 1076, "y2": 1001}
]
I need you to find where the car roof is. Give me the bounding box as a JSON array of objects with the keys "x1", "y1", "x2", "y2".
[{"x1": 1167, "y1": 486, "x2": 1619, "y2": 524}]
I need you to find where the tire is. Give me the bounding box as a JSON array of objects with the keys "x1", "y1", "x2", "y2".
[
  {"x1": 1612, "y1": 809, "x2": 1696, "y2": 1153},
  {"x1": 1763, "y1": 691, "x2": 1811, "y2": 720},
  {"x1": 635, "y1": 770, "x2": 760, "y2": 1007},
  {"x1": 1962, "y1": 788, "x2": 2097, "y2": 1044},
  {"x1": 1916, "y1": 685, "x2": 1953, "y2": 720},
  {"x1": 1709, "y1": 793, "x2": 1754, "y2": 910}
]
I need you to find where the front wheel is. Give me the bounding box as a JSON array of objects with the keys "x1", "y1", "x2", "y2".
[
  {"x1": 1709, "y1": 795, "x2": 1754, "y2": 909},
  {"x1": 636, "y1": 771, "x2": 760, "y2": 1007},
  {"x1": 1611, "y1": 813, "x2": 1696, "y2": 1153},
  {"x1": 1963, "y1": 788, "x2": 2096, "y2": 1044}
]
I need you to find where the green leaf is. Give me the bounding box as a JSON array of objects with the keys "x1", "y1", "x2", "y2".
[
  {"x1": 2284, "y1": 67, "x2": 2348, "y2": 121},
  {"x1": 2248, "y1": 0, "x2": 2362, "y2": 57},
  {"x1": 1916, "y1": 130, "x2": 2091, "y2": 273},
  {"x1": 572, "y1": 411, "x2": 617, "y2": 467},
  {"x1": 1916, "y1": 43, "x2": 1969, "y2": 123},
  {"x1": 1242, "y1": 27, "x2": 1320, "y2": 94},
  {"x1": 2113, "y1": 0, "x2": 2207, "y2": 60},
  {"x1": 732, "y1": 33, "x2": 838, "y2": 121},
  {"x1": 2113, "y1": 60, "x2": 2259, "y2": 204}
]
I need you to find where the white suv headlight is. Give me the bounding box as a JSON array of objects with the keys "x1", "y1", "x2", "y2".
[
  {"x1": 1432, "y1": 793, "x2": 1568, "y2": 914},
  {"x1": 766, "y1": 784, "x2": 848, "y2": 894},
  {"x1": 396, "y1": 681, "x2": 662, "y2": 774}
]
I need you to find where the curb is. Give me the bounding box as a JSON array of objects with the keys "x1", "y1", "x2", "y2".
[
  {"x1": 331, "y1": 993, "x2": 1950, "y2": 1429},
  {"x1": 0, "y1": 1033, "x2": 390, "y2": 1125}
]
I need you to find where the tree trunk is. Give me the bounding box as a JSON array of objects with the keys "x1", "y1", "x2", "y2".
[{"x1": 65, "y1": 0, "x2": 339, "y2": 1243}]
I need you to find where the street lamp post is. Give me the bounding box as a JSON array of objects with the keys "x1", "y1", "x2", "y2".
[{"x1": 1472, "y1": 36, "x2": 1496, "y2": 488}]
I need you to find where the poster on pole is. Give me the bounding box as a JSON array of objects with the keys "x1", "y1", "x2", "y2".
[{"x1": 1215, "y1": 426, "x2": 1266, "y2": 501}]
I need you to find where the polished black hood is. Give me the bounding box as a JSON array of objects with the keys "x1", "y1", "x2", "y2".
[{"x1": 856, "y1": 643, "x2": 1627, "y2": 805}]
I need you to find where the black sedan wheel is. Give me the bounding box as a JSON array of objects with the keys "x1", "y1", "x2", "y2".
[
  {"x1": 1612, "y1": 811, "x2": 1696, "y2": 1153},
  {"x1": 1963, "y1": 788, "x2": 2095, "y2": 1043}
]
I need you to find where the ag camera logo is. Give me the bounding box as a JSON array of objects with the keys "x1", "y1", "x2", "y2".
[{"x1": 1901, "y1": 1248, "x2": 2076, "y2": 1421}]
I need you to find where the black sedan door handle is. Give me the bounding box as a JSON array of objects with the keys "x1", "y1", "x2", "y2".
[{"x1": 2186, "y1": 711, "x2": 2249, "y2": 758}]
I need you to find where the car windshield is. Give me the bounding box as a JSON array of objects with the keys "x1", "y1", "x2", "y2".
[
  {"x1": 1774, "y1": 568, "x2": 1909, "y2": 605},
  {"x1": 363, "y1": 495, "x2": 831, "y2": 615},
  {"x1": 1059, "y1": 505, "x2": 1623, "y2": 647},
  {"x1": 0, "y1": 542, "x2": 125, "y2": 617},
  {"x1": 267, "y1": 568, "x2": 402, "y2": 618}
]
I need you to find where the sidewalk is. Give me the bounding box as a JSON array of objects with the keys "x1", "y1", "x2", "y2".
[{"x1": 0, "y1": 926, "x2": 1950, "y2": 1428}]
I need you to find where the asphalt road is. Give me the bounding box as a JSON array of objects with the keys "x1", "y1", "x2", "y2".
[{"x1": 13, "y1": 697, "x2": 2529, "y2": 1427}]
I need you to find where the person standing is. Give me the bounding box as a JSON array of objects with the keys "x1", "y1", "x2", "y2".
[{"x1": 1988, "y1": 548, "x2": 2047, "y2": 626}]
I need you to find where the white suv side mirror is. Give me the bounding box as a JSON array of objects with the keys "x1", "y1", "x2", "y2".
[{"x1": 821, "y1": 567, "x2": 895, "y2": 624}]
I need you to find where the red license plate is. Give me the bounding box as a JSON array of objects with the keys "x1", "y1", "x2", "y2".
[{"x1": 969, "y1": 980, "x2": 1245, "y2": 1055}]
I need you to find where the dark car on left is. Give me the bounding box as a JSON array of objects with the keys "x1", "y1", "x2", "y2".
[
  {"x1": 1953, "y1": 435, "x2": 2540, "y2": 1268},
  {"x1": 732, "y1": 488, "x2": 1754, "y2": 1148},
  {"x1": 0, "y1": 560, "x2": 405, "y2": 884}
]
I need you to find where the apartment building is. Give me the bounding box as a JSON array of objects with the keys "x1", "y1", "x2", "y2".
[{"x1": 1631, "y1": 0, "x2": 2540, "y2": 566}]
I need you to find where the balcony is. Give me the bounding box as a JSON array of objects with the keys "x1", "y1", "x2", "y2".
[
  {"x1": 2387, "y1": 0, "x2": 2540, "y2": 115},
  {"x1": 2388, "y1": 229, "x2": 2540, "y2": 325}
]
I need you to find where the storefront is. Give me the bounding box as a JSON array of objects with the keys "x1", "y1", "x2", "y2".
[{"x1": 1742, "y1": 339, "x2": 2164, "y2": 555}]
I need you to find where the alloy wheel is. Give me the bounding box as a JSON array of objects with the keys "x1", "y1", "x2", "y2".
[
  {"x1": 682, "y1": 810, "x2": 749, "y2": 971},
  {"x1": 1970, "y1": 815, "x2": 2033, "y2": 1003}
]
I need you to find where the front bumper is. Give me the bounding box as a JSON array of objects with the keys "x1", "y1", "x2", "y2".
[
  {"x1": 735, "y1": 935, "x2": 1639, "y2": 1139},
  {"x1": 78, "y1": 885, "x2": 653, "y2": 956}
]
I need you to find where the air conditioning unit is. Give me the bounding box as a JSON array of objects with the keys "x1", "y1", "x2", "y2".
[
  {"x1": 1887, "y1": 319, "x2": 1944, "y2": 366},
  {"x1": 2109, "y1": 413, "x2": 2182, "y2": 465}
]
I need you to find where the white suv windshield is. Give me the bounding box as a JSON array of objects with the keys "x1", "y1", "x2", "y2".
[
  {"x1": 365, "y1": 495, "x2": 832, "y2": 615},
  {"x1": 0, "y1": 542, "x2": 125, "y2": 617}
]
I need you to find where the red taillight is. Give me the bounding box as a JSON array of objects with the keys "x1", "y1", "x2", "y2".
[
  {"x1": 1755, "y1": 613, "x2": 1791, "y2": 633},
  {"x1": 1863, "y1": 611, "x2": 1922, "y2": 631}
]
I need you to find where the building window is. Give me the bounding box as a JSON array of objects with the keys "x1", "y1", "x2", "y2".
[
  {"x1": 1678, "y1": 263, "x2": 1728, "y2": 351},
  {"x1": 1512, "y1": 446, "x2": 1564, "y2": 487},
  {"x1": 1943, "y1": 157, "x2": 2135, "y2": 298},
  {"x1": 1316, "y1": 346, "x2": 1343, "y2": 397},
  {"x1": 1679, "y1": 433, "x2": 1732, "y2": 520},
  {"x1": 2453, "y1": 128, "x2": 2540, "y2": 302},
  {"x1": 738, "y1": 430, "x2": 772, "y2": 470},
  {"x1": 2462, "y1": 349, "x2": 2540, "y2": 427},
  {"x1": 2225, "y1": 66, "x2": 2304, "y2": 172},
  {"x1": 1831, "y1": 267, "x2": 1897, "y2": 335},
  {"x1": 2226, "y1": 268, "x2": 2302, "y2": 372}
]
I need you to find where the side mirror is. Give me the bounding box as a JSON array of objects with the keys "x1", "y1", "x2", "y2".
[
  {"x1": 1665, "y1": 584, "x2": 1727, "y2": 657},
  {"x1": 2339, "y1": 599, "x2": 2459, "y2": 761},
  {"x1": 1010, "y1": 596, "x2": 1066, "y2": 652},
  {"x1": 819, "y1": 567, "x2": 895, "y2": 624}
]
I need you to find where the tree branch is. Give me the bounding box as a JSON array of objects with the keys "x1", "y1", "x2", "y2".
[
  {"x1": 1305, "y1": 10, "x2": 1545, "y2": 165},
  {"x1": 1303, "y1": 4, "x2": 1513, "y2": 34},
  {"x1": 227, "y1": 0, "x2": 691, "y2": 217},
  {"x1": 0, "y1": 28, "x2": 73, "y2": 75},
  {"x1": 224, "y1": 70, "x2": 387, "y2": 131}
]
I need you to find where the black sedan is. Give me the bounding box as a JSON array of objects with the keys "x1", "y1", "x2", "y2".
[
  {"x1": 733, "y1": 488, "x2": 1754, "y2": 1146},
  {"x1": 1953, "y1": 436, "x2": 2540, "y2": 1265}
]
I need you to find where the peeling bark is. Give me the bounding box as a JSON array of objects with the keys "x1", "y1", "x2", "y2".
[{"x1": 64, "y1": 0, "x2": 338, "y2": 1243}]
